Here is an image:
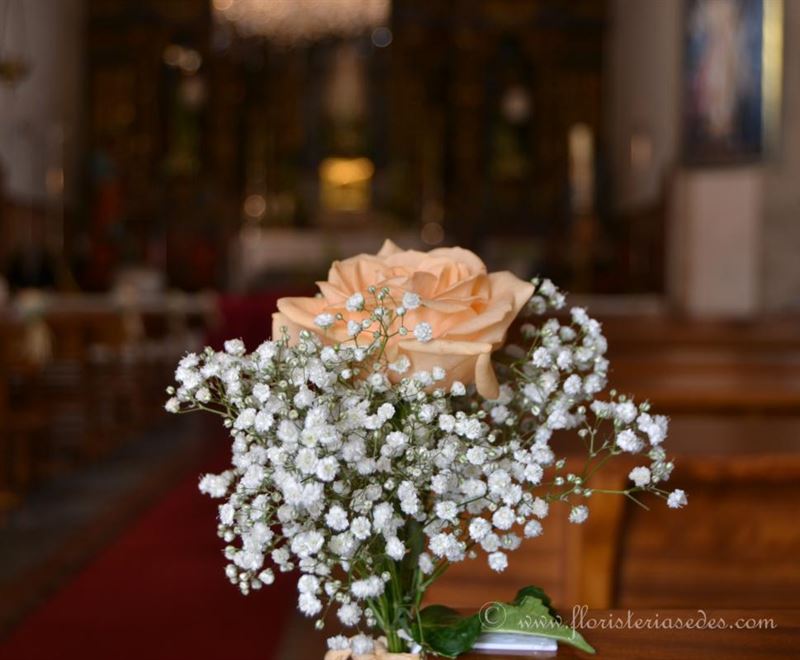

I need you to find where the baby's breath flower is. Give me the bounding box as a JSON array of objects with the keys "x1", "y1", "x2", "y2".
[
  {"x1": 524, "y1": 520, "x2": 543, "y2": 538},
  {"x1": 347, "y1": 320, "x2": 361, "y2": 337},
  {"x1": 224, "y1": 339, "x2": 246, "y2": 355},
  {"x1": 338, "y1": 602, "x2": 362, "y2": 626},
  {"x1": 166, "y1": 268, "x2": 679, "y2": 643},
  {"x1": 569, "y1": 505, "x2": 589, "y2": 524},
  {"x1": 413, "y1": 322, "x2": 433, "y2": 343},
  {"x1": 616, "y1": 429, "x2": 644, "y2": 453},
  {"x1": 667, "y1": 489, "x2": 688, "y2": 509},
  {"x1": 327, "y1": 635, "x2": 350, "y2": 651},
  {"x1": 629, "y1": 466, "x2": 652, "y2": 487},
  {"x1": 352, "y1": 635, "x2": 375, "y2": 655},
  {"x1": 345, "y1": 292, "x2": 365, "y2": 312},
  {"x1": 314, "y1": 313, "x2": 335, "y2": 329},
  {"x1": 402, "y1": 291, "x2": 421, "y2": 310},
  {"x1": 488, "y1": 551, "x2": 508, "y2": 572},
  {"x1": 388, "y1": 355, "x2": 410, "y2": 374}
]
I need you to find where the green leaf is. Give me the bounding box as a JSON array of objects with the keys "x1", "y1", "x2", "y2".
[
  {"x1": 412, "y1": 605, "x2": 482, "y2": 659},
  {"x1": 480, "y1": 590, "x2": 595, "y2": 655},
  {"x1": 512, "y1": 585, "x2": 557, "y2": 616}
]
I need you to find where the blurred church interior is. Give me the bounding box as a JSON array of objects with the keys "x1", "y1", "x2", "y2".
[{"x1": 0, "y1": 0, "x2": 799, "y2": 658}]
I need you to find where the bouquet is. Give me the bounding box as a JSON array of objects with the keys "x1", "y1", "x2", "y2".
[{"x1": 166, "y1": 241, "x2": 686, "y2": 658}]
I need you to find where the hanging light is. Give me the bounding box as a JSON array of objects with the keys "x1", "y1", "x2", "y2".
[{"x1": 212, "y1": 0, "x2": 391, "y2": 45}]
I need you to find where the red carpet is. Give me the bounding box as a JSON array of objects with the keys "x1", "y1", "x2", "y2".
[{"x1": 0, "y1": 452, "x2": 296, "y2": 660}]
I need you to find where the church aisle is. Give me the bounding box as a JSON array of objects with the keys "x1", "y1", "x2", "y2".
[{"x1": 0, "y1": 428, "x2": 295, "y2": 660}]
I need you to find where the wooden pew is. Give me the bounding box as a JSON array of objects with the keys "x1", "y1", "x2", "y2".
[
  {"x1": 0, "y1": 320, "x2": 48, "y2": 511},
  {"x1": 602, "y1": 315, "x2": 800, "y2": 414},
  {"x1": 615, "y1": 454, "x2": 800, "y2": 609},
  {"x1": 0, "y1": 295, "x2": 209, "y2": 515},
  {"x1": 428, "y1": 448, "x2": 800, "y2": 612},
  {"x1": 424, "y1": 458, "x2": 630, "y2": 611}
]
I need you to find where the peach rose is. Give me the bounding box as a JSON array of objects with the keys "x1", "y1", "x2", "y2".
[{"x1": 272, "y1": 240, "x2": 534, "y2": 399}]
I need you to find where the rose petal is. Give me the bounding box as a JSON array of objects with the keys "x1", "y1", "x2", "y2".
[
  {"x1": 427, "y1": 246, "x2": 486, "y2": 275},
  {"x1": 317, "y1": 281, "x2": 351, "y2": 305},
  {"x1": 271, "y1": 311, "x2": 304, "y2": 342},
  {"x1": 400, "y1": 307, "x2": 475, "y2": 339},
  {"x1": 447, "y1": 272, "x2": 534, "y2": 346},
  {"x1": 273, "y1": 299, "x2": 349, "y2": 344},
  {"x1": 419, "y1": 298, "x2": 477, "y2": 314},
  {"x1": 405, "y1": 270, "x2": 438, "y2": 299},
  {"x1": 276, "y1": 296, "x2": 327, "y2": 329},
  {"x1": 490, "y1": 270, "x2": 536, "y2": 315},
  {"x1": 474, "y1": 351, "x2": 500, "y2": 399},
  {"x1": 328, "y1": 257, "x2": 387, "y2": 294},
  {"x1": 272, "y1": 244, "x2": 533, "y2": 396},
  {"x1": 435, "y1": 272, "x2": 490, "y2": 301},
  {"x1": 377, "y1": 239, "x2": 403, "y2": 257},
  {"x1": 444, "y1": 299, "x2": 512, "y2": 345},
  {"x1": 396, "y1": 339, "x2": 499, "y2": 399}
]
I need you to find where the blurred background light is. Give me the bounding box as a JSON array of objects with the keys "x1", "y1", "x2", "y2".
[{"x1": 214, "y1": 0, "x2": 391, "y2": 44}]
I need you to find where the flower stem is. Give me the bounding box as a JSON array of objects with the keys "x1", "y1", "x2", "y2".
[{"x1": 386, "y1": 628, "x2": 404, "y2": 653}]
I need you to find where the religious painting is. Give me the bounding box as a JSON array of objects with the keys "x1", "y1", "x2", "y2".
[{"x1": 682, "y1": 0, "x2": 783, "y2": 164}]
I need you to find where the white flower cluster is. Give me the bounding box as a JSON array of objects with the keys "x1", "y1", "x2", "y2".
[{"x1": 166, "y1": 277, "x2": 683, "y2": 648}]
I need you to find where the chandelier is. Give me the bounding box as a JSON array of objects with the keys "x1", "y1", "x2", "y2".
[{"x1": 212, "y1": 0, "x2": 390, "y2": 44}]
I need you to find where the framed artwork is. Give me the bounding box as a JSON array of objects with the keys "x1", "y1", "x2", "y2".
[{"x1": 682, "y1": 0, "x2": 783, "y2": 165}]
